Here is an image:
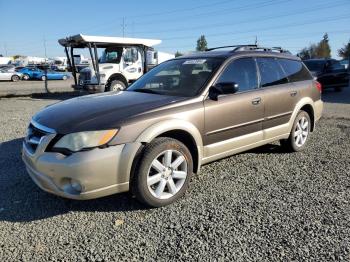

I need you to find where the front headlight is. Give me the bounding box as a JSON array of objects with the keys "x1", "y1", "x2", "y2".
[{"x1": 53, "y1": 129, "x2": 118, "y2": 152}]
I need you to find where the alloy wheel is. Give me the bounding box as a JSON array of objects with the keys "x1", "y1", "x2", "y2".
[
  {"x1": 147, "y1": 149, "x2": 188, "y2": 200},
  {"x1": 112, "y1": 83, "x2": 124, "y2": 91},
  {"x1": 294, "y1": 116, "x2": 309, "y2": 147}
]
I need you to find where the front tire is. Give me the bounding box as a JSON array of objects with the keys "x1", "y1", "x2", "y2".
[
  {"x1": 62, "y1": 75, "x2": 67, "y2": 80},
  {"x1": 41, "y1": 75, "x2": 47, "y2": 81},
  {"x1": 280, "y1": 110, "x2": 311, "y2": 152},
  {"x1": 105, "y1": 79, "x2": 126, "y2": 92},
  {"x1": 23, "y1": 74, "x2": 30, "y2": 80},
  {"x1": 131, "y1": 137, "x2": 193, "y2": 207}
]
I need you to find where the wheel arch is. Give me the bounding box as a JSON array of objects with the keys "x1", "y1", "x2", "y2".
[
  {"x1": 135, "y1": 119, "x2": 203, "y2": 174},
  {"x1": 300, "y1": 104, "x2": 315, "y2": 132},
  {"x1": 107, "y1": 73, "x2": 128, "y2": 87},
  {"x1": 289, "y1": 97, "x2": 316, "y2": 133}
]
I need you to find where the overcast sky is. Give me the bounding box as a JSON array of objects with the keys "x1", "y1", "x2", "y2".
[{"x1": 0, "y1": 0, "x2": 349, "y2": 58}]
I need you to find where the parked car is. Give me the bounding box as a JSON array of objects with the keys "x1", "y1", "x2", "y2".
[
  {"x1": 22, "y1": 45, "x2": 323, "y2": 207},
  {"x1": 19, "y1": 67, "x2": 71, "y2": 80},
  {"x1": 340, "y1": 59, "x2": 349, "y2": 69},
  {"x1": 0, "y1": 68, "x2": 22, "y2": 81},
  {"x1": 0, "y1": 64, "x2": 15, "y2": 69},
  {"x1": 18, "y1": 67, "x2": 41, "y2": 80},
  {"x1": 303, "y1": 59, "x2": 349, "y2": 91}
]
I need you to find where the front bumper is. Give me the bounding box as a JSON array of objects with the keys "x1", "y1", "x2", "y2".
[
  {"x1": 22, "y1": 135, "x2": 141, "y2": 200},
  {"x1": 72, "y1": 84, "x2": 105, "y2": 93}
]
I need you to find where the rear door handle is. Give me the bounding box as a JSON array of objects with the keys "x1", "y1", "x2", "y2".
[
  {"x1": 290, "y1": 91, "x2": 297, "y2": 97},
  {"x1": 251, "y1": 97, "x2": 261, "y2": 105}
]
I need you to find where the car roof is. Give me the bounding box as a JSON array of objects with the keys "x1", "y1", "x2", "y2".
[
  {"x1": 303, "y1": 58, "x2": 335, "y2": 62},
  {"x1": 174, "y1": 50, "x2": 300, "y2": 61}
]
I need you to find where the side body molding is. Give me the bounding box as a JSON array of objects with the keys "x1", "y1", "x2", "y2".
[{"x1": 135, "y1": 119, "x2": 204, "y2": 173}]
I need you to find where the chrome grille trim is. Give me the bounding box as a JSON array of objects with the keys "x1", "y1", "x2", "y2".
[
  {"x1": 31, "y1": 119, "x2": 56, "y2": 134},
  {"x1": 25, "y1": 120, "x2": 56, "y2": 154}
]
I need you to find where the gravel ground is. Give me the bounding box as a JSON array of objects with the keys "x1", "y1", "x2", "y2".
[
  {"x1": 0, "y1": 87, "x2": 349, "y2": 261},
  {"x1": 0, "y1": 79, "x2": 73, "y2": 96}
]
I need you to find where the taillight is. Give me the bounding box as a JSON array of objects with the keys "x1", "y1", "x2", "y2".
[{"x1": 315, "y1": 81, "x2": 322, "y2": 93}]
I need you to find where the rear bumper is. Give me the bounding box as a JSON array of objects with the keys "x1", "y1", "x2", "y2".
[
  {"x1": 22, "y1": 139, "x2": 141, "y2": 200},
  {"x1": 72, "y1": 84, "x2": 105, "y2": 93},
  {"x1": 314, "y1": 100, "x2": 323, "y2": 122}
]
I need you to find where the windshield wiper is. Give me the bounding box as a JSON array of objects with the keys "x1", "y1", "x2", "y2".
[{"x1": 132, "y1": 89, "x2": 161, "y2": 95}]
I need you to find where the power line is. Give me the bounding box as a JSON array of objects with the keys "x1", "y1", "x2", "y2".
[
  {"x1": 159, "y1": 14, "x2": 350, "y2": 41},
  {"x1": 86, "y1": 0, "x2": 285, "y2": 33},
  {"x1": 132, "y1": 0, "x2": 347, "y2": 35},
  {"x1": 126, "y1": 0, "x2": 234, "y2": 19},
  {"x1": 158, "y1": 29, "x2": 350, "y2": 50}
]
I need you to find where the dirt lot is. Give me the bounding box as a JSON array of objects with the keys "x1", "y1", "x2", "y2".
[{"x1": 0, "y1": 86, "x2": 349, "y2": 261}]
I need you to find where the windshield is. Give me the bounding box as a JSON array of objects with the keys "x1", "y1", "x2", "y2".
[
  {"x1": 303, "y1": 60, "x2": 325, "y2": 72},
  {"x1": 100, "y1": 47, "x2": 123, "y2": 64},
  {"x1": 127, "y1": 58, "x2": 223, "y2": 97}
]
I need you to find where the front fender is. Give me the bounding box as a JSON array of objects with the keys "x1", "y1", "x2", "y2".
[{"x1": 135, "y1": 119, "x2": 204, "y2": 171}]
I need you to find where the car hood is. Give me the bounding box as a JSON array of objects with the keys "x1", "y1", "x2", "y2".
[{"x1": 33, "y1": 91, "x2": 187, "y2": 134}]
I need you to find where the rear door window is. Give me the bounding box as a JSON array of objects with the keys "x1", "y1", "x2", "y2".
[
  {"x1": 278, "y1": 59, "x2": 312, "y2": 82},
  {"x1": 256, "y1": 57, "x2": 288, "y2": 88},
  {"x1": 329, "y1": 60, "x2": 345, "y2": 70},
  {"x1": 217, "y1": 58, "x2": 258, "y2": 93}
]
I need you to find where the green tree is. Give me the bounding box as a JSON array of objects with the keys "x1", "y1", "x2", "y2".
[
  {"x1": 297, "y1": 44, "x2": 318, "y2": 60},
  {"x1": 196, "y1": 35, "x2": 208, "y2": 51},
  {"x1": 315, "y1": 33, "x2": 331, "y2": 58},
  {"x1": 338, "y1": 40, "x2": 350, "y2": 59},
  {"x1": 175, "y1": 51, "x2": 183, "y2": 57}
]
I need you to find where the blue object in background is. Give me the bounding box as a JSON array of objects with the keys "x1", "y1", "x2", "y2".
[{"x1": 19, "y1": 68, "x2": 71, "y2": 80}]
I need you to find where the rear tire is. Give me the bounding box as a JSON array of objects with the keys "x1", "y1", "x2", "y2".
[
  {"x1": 41, "y1": 75, "x2": 47, "y2": 81},
  {"x1": 280, "y1": 110, "x2": 311, "y2": 152},
  {"x1": 131, "y1": 137, "x2": 193, "y2": 207},
  {"x1": 62, "y1": 75, "x2": 67, "y2": 80},
  {"x1": 11, "y1": 75, "x2": 19, "y2": 82},
  {"x1": 105, "y1": 79, "x2": 126, "y2": 92}
]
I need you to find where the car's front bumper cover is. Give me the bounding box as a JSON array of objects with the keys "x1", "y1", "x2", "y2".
[{"x1": 22, "y1": 126, "x2": 141, "y2": 200}]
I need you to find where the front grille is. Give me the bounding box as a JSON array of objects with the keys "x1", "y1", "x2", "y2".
[
  {"x1": 79, "y1": 71, "x2": 91, "y2": 84},
  {"x1": 25, "y1": 123, "x2": 51, "y2": 154}
]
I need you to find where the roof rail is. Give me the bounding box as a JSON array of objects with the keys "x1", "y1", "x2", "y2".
[
  {"x1": 205, "y1": 44, "x2": 257, "y2": 51},
  {"x1": 206, "y1": 45, "x2": 291, "y2": 54}
]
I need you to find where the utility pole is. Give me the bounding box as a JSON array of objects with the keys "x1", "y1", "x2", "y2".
[
  {"x1": 4, "y1": 43, "x2": 8, "y2": 56},
  {"x1": 43, "y1": 36, "x2": 47, "y2": 59},
  {"x1": 131, "y1": 21, "x2": 134, "y2": 37},
  {"x1": 43, "y1": 36, "x2": 49, "y2": 93},
  {"x1": 121, "y1": 17, "x2": 126, "y2": 37},
  {"x1": 255, "y1": 36, "x2": 258, "y2": 46}
]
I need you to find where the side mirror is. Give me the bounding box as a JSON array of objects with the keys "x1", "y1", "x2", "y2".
[{"x1": 209, "y1": 82, "x2": 239, "y2": 100}]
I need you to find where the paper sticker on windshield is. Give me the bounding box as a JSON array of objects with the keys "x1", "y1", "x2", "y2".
[{"x1": 183, "y1": 59, "x2": 206, "y2": 65}]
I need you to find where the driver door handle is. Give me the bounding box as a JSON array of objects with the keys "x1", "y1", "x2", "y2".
[{"x1": 251, "y1": 97, "x2": 261, "y2": 105}]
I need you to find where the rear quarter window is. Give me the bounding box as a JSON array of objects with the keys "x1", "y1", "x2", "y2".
[{"x1": 278, "y1": 59, "x2": 312, "y2": 82}]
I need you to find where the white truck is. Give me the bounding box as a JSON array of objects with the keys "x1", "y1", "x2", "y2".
[
  {"x1": 58, "y1": 34, "x2": 174, "y2": 92},
  {"x1": 0, "y1": 56, "x2": 13, "y2": 65},
  {"x1": 51, "y1": 56, "x2": 68, "y2": 71}
]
